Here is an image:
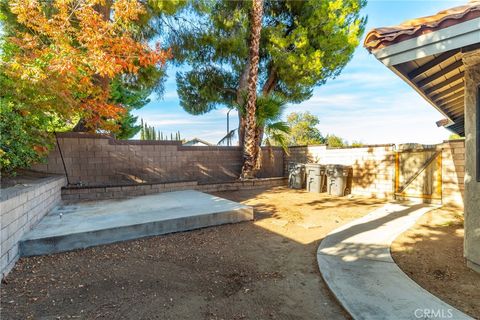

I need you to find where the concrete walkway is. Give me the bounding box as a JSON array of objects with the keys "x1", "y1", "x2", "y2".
[{"x1": 317, "y1": 203, "x2": 473, "y2": 320}]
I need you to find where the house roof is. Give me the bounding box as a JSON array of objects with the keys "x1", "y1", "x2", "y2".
[
  {"x1": 364, "y1": 1, "x2": 480, "y2": 136},
  {"x1": 182, "y1": 138, "x2": 213, "y2": 146},
  {"x1": 365, "y1": 1, "x2": 480, "y2": 52}
]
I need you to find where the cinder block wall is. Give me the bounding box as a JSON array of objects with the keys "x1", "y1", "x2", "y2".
[
  {"x1": 286, "y1": 142, "x2": 465, "y2": 205},
  {"x1": 32, "y1": 133, "x2": 284, "y2": 187},
  {"x1": 62, "y1": 177, "x2": 287, "y2": 201},
  {"x1": 286, "y1": 144, "x2": 396, "y2": 198},
  {"x1": 441, "y1": 140, "x2": 465, "y2": 207},
  {"x1": 0, "y1": 176, "x2": 66, "y2": 277},
  {"x1": 30, "y1": 133, "x2": 465, "y2": 206}
]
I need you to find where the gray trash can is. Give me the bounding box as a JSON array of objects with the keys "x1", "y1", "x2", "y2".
[
  {"x1": 305, "y1": 163, "x2": 327, "y2": 193},
  {"x1": 288, "y1": 162, "x2": 306, "y2": 189},
  {"x1": 326, "y1": 165, "x2": 351, "y2": 196}
]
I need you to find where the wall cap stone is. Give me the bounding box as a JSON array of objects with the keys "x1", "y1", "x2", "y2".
[
  {"x1": 289, "y1": 143, "x2": 396, "y2": 150},
  {"x1": 1, "y1": 173, "x2": 66, "y2": 202}
]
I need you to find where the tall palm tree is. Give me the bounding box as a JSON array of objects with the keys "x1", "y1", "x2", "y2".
[{"x1": 240, "y1": 0, "x2": 264, "y2": 179}]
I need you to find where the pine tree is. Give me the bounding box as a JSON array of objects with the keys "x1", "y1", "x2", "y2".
[
  {"x1": 144, "y1": 123, "x2": 150, "y2": 140},
  {"x1": 140, "y1": 119, "x2": 145, "y2": 140},
  {"x1": 171, "y1": 0, "x2": 366, "y2": 147}
]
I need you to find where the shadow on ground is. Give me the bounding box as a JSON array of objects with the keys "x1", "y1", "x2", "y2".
[
  {"x1": 0, "y1": 187, "x2": 386, "y2": 320},
  {"x1": 391, "y1": 206, "x2": 480, "y2": 318}
]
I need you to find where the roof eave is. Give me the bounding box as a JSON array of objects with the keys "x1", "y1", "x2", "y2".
[
  {"x1": 366, "y1": 18, "x2": 480, "y2": 131},
  {"x1": 386, "y1": 65, "x2": 455, "y2": 128},
  {"x1": 370, "y1": 17, "x2": 480, "y2": 67}
]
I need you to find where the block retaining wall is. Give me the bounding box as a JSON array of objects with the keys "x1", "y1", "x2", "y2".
[
  {"x1": 0, "y1": 175, "x2": 66, "y2": 277},
  {"x1": 62, "y1": 177, "x2": 287, "y2": 201},
  {"x1": 32, "y1": 133, "x2": 284, "y2": 187},
  {"x1": 30, "y1": 133, "x2": 465, "y2": 207}
]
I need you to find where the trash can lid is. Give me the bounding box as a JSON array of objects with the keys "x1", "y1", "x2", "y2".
[
  {"x1": 326, "y1": 164, "x2": 351, "y2": 169},
  {"x1": 305, "y1": 163, "x2": 323, "y2": 168},
  {"x1": 289, "y1": 162, "x2": 306, "y2": 167}
]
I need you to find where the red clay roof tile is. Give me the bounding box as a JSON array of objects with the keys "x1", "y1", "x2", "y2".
[{"x1": 364, "y1": 1, "x2": 480, "y2": 52}]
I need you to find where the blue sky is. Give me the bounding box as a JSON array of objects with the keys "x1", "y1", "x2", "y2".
[{"x1": 133, "y1": 0, "x2": 466, "y2": 145}]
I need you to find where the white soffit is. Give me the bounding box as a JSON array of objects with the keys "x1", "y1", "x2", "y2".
[{"x1": 387, "y1": 65, "x2": 455, "y2": 127}]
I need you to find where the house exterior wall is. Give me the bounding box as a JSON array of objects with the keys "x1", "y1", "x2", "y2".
[
  {"x1": 463, "y1": 51, "x2": 480, "y2": 273},
  {"x1": 31, "y1": 133, "x2": 284, "y2": 187}
]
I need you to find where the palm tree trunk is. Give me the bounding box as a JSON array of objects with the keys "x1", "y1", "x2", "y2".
[
  {"x1": 240, "y1": 0, "x2": 263, "y2": 179},
  {"x1": 238, "y1": 114, "x2": 246, "y2": 147},
  {"x1": 236, "y1": 60, "x2": 250, "y2": 147},
  {"x1": 254, "y1": 125, "x2": 264, "y2": 170}
]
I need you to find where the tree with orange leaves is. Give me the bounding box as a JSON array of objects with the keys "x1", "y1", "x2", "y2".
[
  {"x1": 4, "y1": 0, "x2": 171, "y2": 131},
  {"x1": 0, "y1": 0, "x2": 179, "y2": 173}
]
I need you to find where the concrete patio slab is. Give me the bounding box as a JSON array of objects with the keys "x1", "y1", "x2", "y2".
[
  {"x1": 317, "y1": 203, "x2": 473, "y2": 320},
  {"x1": 20, "y1": 190, "x2": 253, "y2": 256}
]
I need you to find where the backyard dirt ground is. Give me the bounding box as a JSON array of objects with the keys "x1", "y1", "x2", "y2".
[
  {"x1": 0, "y1": 187, "x2": 386, "y2": 320},
  {"x1": 391, "y1": 206, "x2": 480, "y2": 319}
]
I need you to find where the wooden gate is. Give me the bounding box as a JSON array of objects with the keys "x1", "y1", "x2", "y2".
[{"x1": 395, "y1": 148, "x2": 442, "y2": 203}]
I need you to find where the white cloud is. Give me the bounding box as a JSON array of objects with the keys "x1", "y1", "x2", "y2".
[
  {"x1": 148, "y1": 119, "x2": 198, "y2": 126},
  {"x1": 285, "y1": 87, "x2": 451, "y2": 145}
]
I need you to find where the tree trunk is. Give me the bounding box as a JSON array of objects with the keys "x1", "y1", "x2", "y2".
[
  {"x1": 240, "y1": 0, "x2": 263, "y2": 180},
  {"x1": 72, "y1": 119, "x2": 89, "y2": 132},
  {"x1": 262, "y1": 65, "x2": 277, "y2": 95},
  {"x1": 73, "y1": 1, "x2": 112, "y2": 133},
  {"x1": 254, "y1": 125, "x2": 264, "y2": 170},
  {"x1": 238, "y1": 113, "x2": 246, "y2": 147}
]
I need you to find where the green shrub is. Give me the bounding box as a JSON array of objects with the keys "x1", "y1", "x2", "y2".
[{"x1": 0, "y1": 100, "x2": 56, "y2": 174}]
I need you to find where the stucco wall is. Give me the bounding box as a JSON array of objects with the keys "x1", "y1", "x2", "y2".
[
  {"x1": 1, "y1": 175, "x2": 66, "y2": 278},
  {"x1": 32, "y1": 133, "x2": 284, "y2": 187},
  {"x1": 463, "y1": 51, "x2": 480, "y2": 272}
]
